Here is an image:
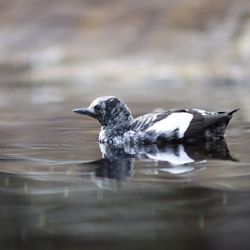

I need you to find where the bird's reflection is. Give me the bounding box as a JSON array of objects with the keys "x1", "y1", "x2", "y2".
[{"x1": 88, "y1": 139, "x2": 236, "y2": 184}]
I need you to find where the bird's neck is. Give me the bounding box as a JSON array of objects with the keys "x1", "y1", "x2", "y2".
[
  {"x1": 108, "y1": 116, "x2": 133, "y2": 132},
  {"x1": 103, "y1": 112, "x2": 133, "y2": 136}
]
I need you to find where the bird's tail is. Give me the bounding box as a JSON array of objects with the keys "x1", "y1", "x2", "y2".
[
  {"x1": 224, "y1": 108, "x2": 239, "y2": 126},
  {"x1": 222, "y1": 108, "x2": 239, "y2": 129},
  {"x1": 228, "y1": 108, "x2": 240, "y2": 116},
  {"x1": 205, "y1": 108, "x2": 239, "y2": 139}
]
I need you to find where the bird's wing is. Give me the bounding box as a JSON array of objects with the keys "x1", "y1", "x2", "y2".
[
  {"x1": 132, "y1": 111, "x2": 172, "y2": 132},
  {"x1": 133, "y1": 110, "x2": 194, "y2": 139},
  {"x1": 133, "y1": 109, "x2": 234, "y2": 139},
  {"x1": 144, "y1": 110, "x2": 194, "y2": 139}
]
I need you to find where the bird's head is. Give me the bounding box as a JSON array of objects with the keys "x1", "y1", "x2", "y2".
[{"x1": 73, "y1": 96, "x2": 133, "y2": 128}]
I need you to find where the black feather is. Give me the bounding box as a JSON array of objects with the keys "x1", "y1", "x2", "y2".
[{"x1": 184, "y1": 108, "x2": 239, "y2": 140}]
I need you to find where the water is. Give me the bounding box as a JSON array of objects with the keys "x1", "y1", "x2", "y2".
[
  {"x1": 1, "y1": 0, "x2": 250, "y2": 248},
  {"x1": 0, "y1": 85, "x2": 250, "y2": 250}
]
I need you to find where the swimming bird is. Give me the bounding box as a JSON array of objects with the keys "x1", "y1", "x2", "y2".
[{"x1": 73, "y1": 96, "x2": 238, "y2": 145}]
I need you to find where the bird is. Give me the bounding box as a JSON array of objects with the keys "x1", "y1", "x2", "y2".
[{"x1": 73, "y1": 96, "x2": 239, "y2": 146}]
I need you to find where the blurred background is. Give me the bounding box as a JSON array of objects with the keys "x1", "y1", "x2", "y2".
[
  {"x1": 0, "y1": 0, "x2": 250, "y2": 113},
  {"x1": 1, "y1": 1, "x2": 250, "y2": 250}
]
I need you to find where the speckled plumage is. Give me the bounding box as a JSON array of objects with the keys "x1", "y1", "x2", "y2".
[{"x1": 73, "y1": 96, "x2": 238, "y2": 146}]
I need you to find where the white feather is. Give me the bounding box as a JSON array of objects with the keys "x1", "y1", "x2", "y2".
[
  {"x1": 146, "y1": 112, "x2": 193, "y2": 138},
  {"x1": 99, "y1": 141, "x2": 106, "y2": 157},
  {"x1": 99, "y1": 129, "x2": 105, "y2": 142},
  {"x1": 88, "y1": 96, "x2": 115, "y2": 112},
  {"x1": 192, "y1": 109, "x2": 216, "y2": 116}
]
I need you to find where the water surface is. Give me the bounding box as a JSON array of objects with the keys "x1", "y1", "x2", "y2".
[{"x1": 0, "y1": 85, "x2": 250, "y2": 250}]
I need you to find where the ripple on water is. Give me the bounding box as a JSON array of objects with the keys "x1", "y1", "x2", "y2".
[{"x1": 0, "y1": 96, "x2": 249, "y2": 249}]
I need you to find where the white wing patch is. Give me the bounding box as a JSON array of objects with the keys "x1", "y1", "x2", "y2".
[{"x1": 146, "y1": 112, "x2": 193, "y2": 138}]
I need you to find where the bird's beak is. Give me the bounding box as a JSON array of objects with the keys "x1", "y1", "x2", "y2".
[{"x1": 72, "y1": 108, "x2": 96, "y2": 118}]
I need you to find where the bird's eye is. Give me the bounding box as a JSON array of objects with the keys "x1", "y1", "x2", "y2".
[{"x1": 95, "y1": 106, "x2": 101, "y2": 112}]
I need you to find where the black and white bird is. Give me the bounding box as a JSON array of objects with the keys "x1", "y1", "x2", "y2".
[{"x1": 73, "y1": 96, "x2": 238, "y2": 145}]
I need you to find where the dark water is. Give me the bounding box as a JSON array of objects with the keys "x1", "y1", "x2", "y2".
[{"x1": 0, "y1": 86, "x2": 250, "y2": 250}]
